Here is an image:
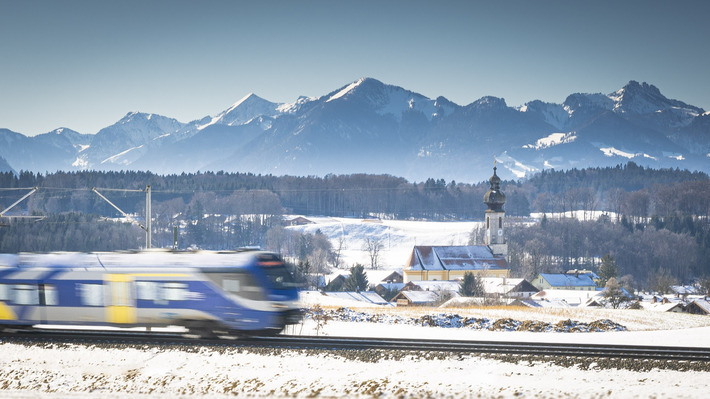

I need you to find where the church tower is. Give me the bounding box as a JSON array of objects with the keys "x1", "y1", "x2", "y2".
[{"x1": 483, "y1": 165, "x2": 507, "y2": 257}]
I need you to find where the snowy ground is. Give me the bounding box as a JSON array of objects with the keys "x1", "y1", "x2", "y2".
[{"x1": 3, "y1": 298, "x2": 710, "y2": 398}]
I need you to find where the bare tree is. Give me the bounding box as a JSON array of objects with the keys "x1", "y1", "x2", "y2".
[
  {"x1": 623, "y1": 189, "x2": 650, "y2": 224},
  {"x1": 522, "y1": 238, "x2": 546, "y2": 280},
  {"x1": 647, "y1": 267, "x2": 676, "y2": 295},
  {"x1": 332, "y1": 235, "x2": 346, "y2": 269},
  {"x1": 531, "y1": 192, "x2": 553, "y2": 214},
  {"x1": 308, "y1": 247, "x2": 331, "y2": 280},
  {"x1": 606, "y1": 188, "x2": 625, "y2": 222},
  {"x1": 601, "y1": 277, "x2": 631, "y2": 309},
  {"x1": 362, "y1": 236, "x2": 384, "y2": 269},
  {"x1": 468, "y1": 224, "x2": 485, "y2": 245},
  {"x1": 579, "y1": 187, "x2": 597, "y2": 221}
]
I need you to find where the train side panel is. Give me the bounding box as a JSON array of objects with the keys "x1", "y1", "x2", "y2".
[{"x1": 1, "y1": 251, "x2": 300, "y2": 334}]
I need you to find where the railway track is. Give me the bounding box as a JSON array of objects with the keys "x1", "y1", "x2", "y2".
[{"x1": 2, "y1": 328, "x2": 710, "y2": 362}]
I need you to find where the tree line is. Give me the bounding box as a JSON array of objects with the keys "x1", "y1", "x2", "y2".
[
  {"x1": 502, "y1": 215, "x2": 709, "y2": 291},
  {"x1": 1, "y1": 163, "x2": 709, "y2": 290}
]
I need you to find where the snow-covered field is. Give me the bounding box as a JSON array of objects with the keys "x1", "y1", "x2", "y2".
[
  {"x1": 3, "y1": 217, "x2": 710, "y2": 398},
  {"x1": 3, "y1": 300, "x2": 710, "y2": 399}
]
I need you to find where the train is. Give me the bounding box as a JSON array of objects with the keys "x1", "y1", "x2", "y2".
[{"x1": 0, "y1": 249, "x2": 302, "y2": 337}]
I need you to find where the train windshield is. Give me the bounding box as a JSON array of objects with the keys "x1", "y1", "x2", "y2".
[
  {"x1": 257, "y1": 254, "x2": 298, "y2": 290},
  {"x1": 262, "y1": 265, "x2": 298, "y2": 290}
]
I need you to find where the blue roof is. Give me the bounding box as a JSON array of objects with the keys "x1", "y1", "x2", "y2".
[{"x1": 539, "y1": 273, "x2": 596, "y2": 287}]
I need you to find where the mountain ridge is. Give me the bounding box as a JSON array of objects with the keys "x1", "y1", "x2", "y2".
[{"x1": 1, "y1": 79, "x2": 707, "y2": 183}]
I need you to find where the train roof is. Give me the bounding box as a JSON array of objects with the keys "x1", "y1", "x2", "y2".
[{"x1": 0, "y1": 249, "x2": 278, "y2": 270}]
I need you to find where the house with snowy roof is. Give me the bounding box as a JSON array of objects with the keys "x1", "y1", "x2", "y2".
[
  {"x1": 400, "y1": 280, "x2": 462, "y2": 294},
  {"x1": 368, "y1": 269, "x2": 403, "y2": 284},
  {"x1": 670, "y1": 285, "x2": 701, "y2": 296},
  {"x1": 285, "y1": 216, "x2": 315, "y2": 226},
  {"x1": 564, "y1": 269, "x2": 600, "y2": 285},
  {"x1": 402, "y1": 166, "x2": 511, "y2": 283},
  {"x1": 639, "y1": 300, "x2": 685, "y2": 313},
  {"x1": 391, "y1": 290, "x2": 440, "y2": 306},
  {"x1": 531, "y1": 289, "x2": 601, "y2": 307},
  {"x1": 480, "y1": 277, "x2": 539, "y2": 299},
  {"x1": 686, "y1": 299, "x2": 710, "y2": 315},
  {"x1": 321, "y1": 291, "x2": 390, "y2": 306},
  {"x1": 531, "y1": 273, "x2": 597, "y2": 291}
]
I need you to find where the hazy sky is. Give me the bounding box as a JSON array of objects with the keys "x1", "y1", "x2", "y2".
[{"x1": 1, "y1": 0, "x2": 708, "y2": 136}]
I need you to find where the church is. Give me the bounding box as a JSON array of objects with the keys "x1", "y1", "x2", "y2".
[{"x1": 403, "y1": 166, "x2": 510, "y2": 283}]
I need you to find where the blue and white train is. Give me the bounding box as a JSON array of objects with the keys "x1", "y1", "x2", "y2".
[{"x1": 0, "y1": 250, "x2": 302, "y2": 336}]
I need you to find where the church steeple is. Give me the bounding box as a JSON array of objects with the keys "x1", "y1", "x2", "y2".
[
  {"x1": 483, "y1": 164, "x2": 506, "y2": 212},
  {"x1": 483, "y1": 163, "x2": 507, "y2": 257}
]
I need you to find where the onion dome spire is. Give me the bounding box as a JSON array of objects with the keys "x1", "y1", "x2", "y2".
[{"x1": 483, "y1": 162, "x2": 506, "y2": 211}]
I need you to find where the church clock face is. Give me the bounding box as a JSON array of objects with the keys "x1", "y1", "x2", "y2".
[{"x1": 497, "y1": 229, "x2": 503, "y2": 236}]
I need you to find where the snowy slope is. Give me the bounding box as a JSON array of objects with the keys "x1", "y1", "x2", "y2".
[
  {"x1": 286, "y1": 216, "x2": 480, "y2": 269},
  {"x1": 197, "y1": 93, "x2": 282, "y2": 130}
]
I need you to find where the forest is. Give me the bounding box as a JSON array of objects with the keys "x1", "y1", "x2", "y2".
[{"x1": 1, "y1": 161, "x2": 709, "y2": 289}]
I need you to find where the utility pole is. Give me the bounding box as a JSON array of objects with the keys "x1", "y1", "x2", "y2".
[
  {"x1": 145, "y1": 185, "x2": 151, "y2": 249},
  {"x1": 92, "y1": 186, "x2": 152, "y2": 249}
]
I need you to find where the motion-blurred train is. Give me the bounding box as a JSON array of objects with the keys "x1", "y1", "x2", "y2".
[{"x1": 0, "y1": 249, "x2": 302, "y2": 337}]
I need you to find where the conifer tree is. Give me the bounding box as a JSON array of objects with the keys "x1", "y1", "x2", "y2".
[
  {"x1": 343, "y1": 264, "x2": 369, "y2": 292},
  {"x1": 598, "y1": 253, "x2": 618, "y2": 287},
  {"x1": 459, "y1": 272, "x2": 485, "y2": 297}
]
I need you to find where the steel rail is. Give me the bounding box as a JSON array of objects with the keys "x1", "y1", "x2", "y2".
[{"x1": 2, "y1": 329, "x2": 709, "y2": 362}]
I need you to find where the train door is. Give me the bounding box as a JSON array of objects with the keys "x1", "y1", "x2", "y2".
[
  {"x1": 105, "y1": 274, "x2": 137, "y2": 324},
  {"x1": 38, "y1": 284, "x2": 58, "y2": 323}
]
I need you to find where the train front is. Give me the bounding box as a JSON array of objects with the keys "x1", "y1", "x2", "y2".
[{"x1": 253, "y1": 252, "x2": 302, "y2": 329}]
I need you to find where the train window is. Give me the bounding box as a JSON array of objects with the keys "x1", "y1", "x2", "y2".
[
  {"x1": 223, "y1": 279, "x2": 240, "y2": 293},
  {"x1": 162, "y1": 282, "x2": 188, "y2": 301},
  {"x1": 40, "y1": 284, "x2": 58, "y2": 306},
  {"x1": 136, "y1": 281, "x2": 159, "y2": 301},
  {"x1": 79, "y1": 284, "x2": 103, "y2": 306},
  {"x1": 14, "y1": 284, "x2": 39, "y2": 305},
  {"x1": 205, "y1": 272, "x2": 264, "y2": 301},
  {"x1": 0, "y1": 284, "x2": 9, "y2": 301}
]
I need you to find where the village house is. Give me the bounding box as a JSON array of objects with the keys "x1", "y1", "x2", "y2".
[
  {"x1": 531, "y1": 273, "x2": 598, "y2": 291},
  {"x1": 285, "y1": 216, "x2": 315, "y2": 226},
  {"x1": 320, "y1": 291, "x2": 390, "y2": 306},
  {"x1": 564, "y1": 269, "x2": 600, "y2": 285},
  {"x1": 481, "y1": 277, "x2": 539, "y2": 299},
  {"x1": 686, "y1": 299, "x2": 710, "y2": 315},
  {"x1": 391, "y1": 290, "x2": 440, "y2": 306}
]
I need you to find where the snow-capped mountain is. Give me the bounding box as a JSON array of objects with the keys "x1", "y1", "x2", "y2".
[
  {"x1": 196, "y1": 93, "x2": 282, "y2": 131},
  {"x1": 78, "y1": 112, "x2": 185, "y2": 169},
  {"x1": 1, "y1": 79, "x2": 707, "y2": 183}
]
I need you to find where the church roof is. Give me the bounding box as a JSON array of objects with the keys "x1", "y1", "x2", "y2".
[
  {"x1": 405, "y1": 245, "x2": 509, "y2": 272},
  {"x1": 538, "y1": 273, "x2": 596, "y2": 288}
]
